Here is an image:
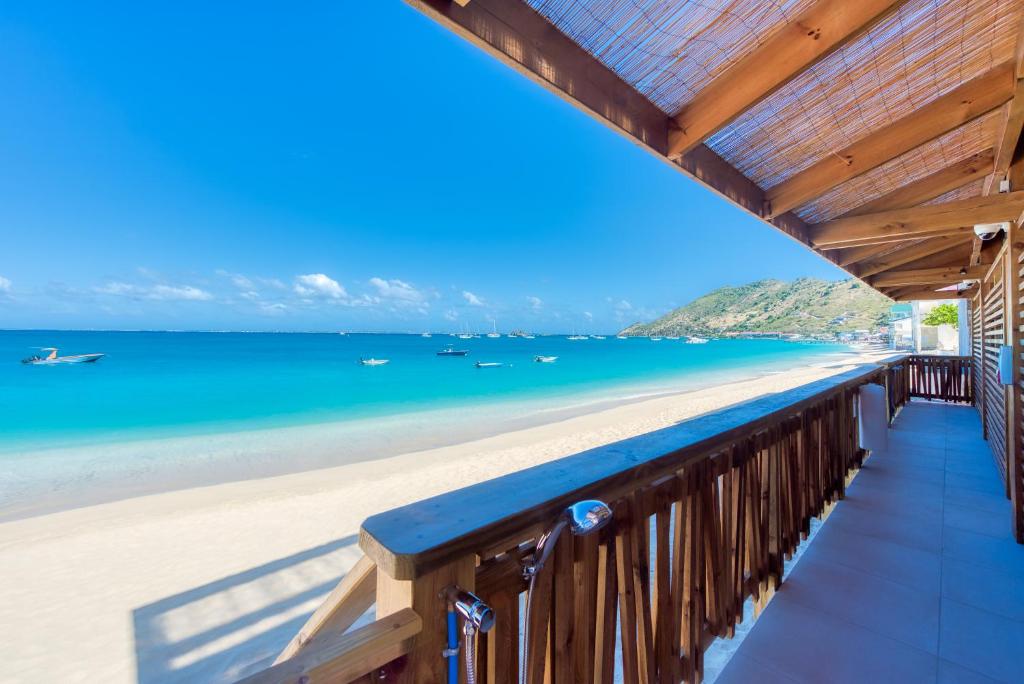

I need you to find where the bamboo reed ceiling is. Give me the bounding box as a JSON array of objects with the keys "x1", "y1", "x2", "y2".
[
  {"x1": 798, "y1": 111, "x2": 1003, "y2": 223},
  {"x1": 524, "y1": 0, "x2": 1020, "y2": 222}
]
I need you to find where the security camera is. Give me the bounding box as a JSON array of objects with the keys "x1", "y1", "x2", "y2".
[{"x1": 974, "y1": 222, "x2": 1010, "y2": 240}]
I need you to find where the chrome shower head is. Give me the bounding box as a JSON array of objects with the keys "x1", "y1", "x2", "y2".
[
  {"x1": 564, "y1": 500, "x2": 613, "y2": 536},
  {"x1": 525, "y1": 499, "x2": 612, "y2": 578}
]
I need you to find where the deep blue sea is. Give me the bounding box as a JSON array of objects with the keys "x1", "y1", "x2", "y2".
[{"x1": 0, "y1": 330, "x2": 851, "y2": 454}]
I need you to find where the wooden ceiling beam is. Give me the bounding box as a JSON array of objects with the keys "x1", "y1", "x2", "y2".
[
  {"x1": 841, "y1": 149, "x2": 995, "y2": 218},
  {"x1": 869, "y1": 265, "x2": 987, "y2": 288},
  {"x1": 666, "y1": 0, "x2": 902, "y2": 158},
  {"x1": 809, "y1": 191, "x2": 1024, "y2": 248},
  {"x1": 766, "y1": 62, "x2": 1016, "y2": 217},
  {"x1": 889, "y1": 284, "x2": 976, "y2": 301},
  {"x1": 855, "y1": 236, "x2": 974, "y2": 278}
]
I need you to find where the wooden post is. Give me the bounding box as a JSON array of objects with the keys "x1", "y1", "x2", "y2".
[
  {"x1": 978, "y1": 277, "x2": 989, "y2": 439},
  {"x1": 1004, "y1": 222, "x2": 1024, "y2": 542},
  {"x1": 375, "y1": 556, "x2": 476, "y2": 683}
]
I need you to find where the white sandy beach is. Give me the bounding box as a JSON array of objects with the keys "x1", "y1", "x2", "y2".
[{"x1": 0, "y1": 354, "x2": 885, "y2": 683}]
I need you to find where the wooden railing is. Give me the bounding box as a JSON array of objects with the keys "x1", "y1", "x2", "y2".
[
  {"x1": 239, "y1": 363, "x2": 908, "y2": 683},
  {"x1": 907, "y1": 355, "x2": 973, "y2": 404},
  {"x1": 878, "y1": 354, "x2": 910, "y2": 424}
]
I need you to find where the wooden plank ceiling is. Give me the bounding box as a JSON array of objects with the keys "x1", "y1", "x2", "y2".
[{"x1": 408, "y1": 0, "x2": 1024, "y2": 301}]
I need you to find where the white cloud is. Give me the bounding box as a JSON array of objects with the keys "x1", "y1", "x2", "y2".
[
  {"x1": 95, "y1": 281, "x2": 212, "y2": 301},
  {"x1": 444, "y1": 309, "x2": 459, "y2": 321},
  {"x1": 526, "y1": 296, "x2": 543, "y2": 310},
  {"x1": 369, "y1": 277, "x2": 425, "y2": 304},
  {"x1": 259, "y1": 302, "x2": 287, "y2": 315},
  {"x1": 583, "y1": 311, "x2": 594, "y2": 321},
  {"x1": 0, "y1": 276, "x2": 10, "y2": 292},
  {"x1": 294, "y1": 273, "x2": 347, "y2": 299},
  {"x1": 95, "y1": 281, "x2": 137, "y2": 296},
  {"x1": 462, "y1": 290, "x2": 484, "y2": 306},
  {"x1": 150, "y1": 285, "x2": 213, "y2": 301}
]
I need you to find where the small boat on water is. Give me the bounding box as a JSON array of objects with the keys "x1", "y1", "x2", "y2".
[
  {"x1": 523, "y1": 334, "x2": 536, "y2": 339},
  {"x1": 421, "y1": 332, "x2": 432, "y2": 338},
  {"x1": 486, "y1": 321, "x2": 500, "y2": 338},
  {"x1": 22, "y1": 348, "x2": 104, "y2": 365},
  {"x1": 686, "y1": 336, "x2": 709, "y2": 344},
  {"x1": 567, "y1": 335, "x2": 587, "y2": 341},
  {"x1": 437, "y1": 346, "x2": 470, "y2": 357},
  {"x1": 616, "y1": 335, "x2": 627, "y2": 340},
  {"x1": 534, "y1": 355, "x2": 557, "y2": 363},
  {"x1": 666, "y1": 336, "x2": 680, "y2": 340},
  {"x1": 590, "y1": 335, "x2": 606, "y2": 340},
  {"x1": 650, "y1": 336, "x2": 663, "y2": 341},
  {"x1": 475, "y1": 361, "x2": 503, "y2": 368},
  {"x1": 359, "y1": 358, "x2": 389, "y2": 366}
]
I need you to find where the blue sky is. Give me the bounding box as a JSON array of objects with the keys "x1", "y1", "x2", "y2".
[{"x1": 0, "y1": 2, "x2": 845, "y2": 333}]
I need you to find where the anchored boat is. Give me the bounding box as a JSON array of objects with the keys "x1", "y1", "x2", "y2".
[
  {"x1": 534, "y1": 355, "x2": 557, "y2": 363},
  {"x1": 437, "y1": 346, "x2": 470, "y2": 357},
  {"x1": 359, "y1": 358, "x2": 389, "y2": 366},
  {"x1": 21, "y1": 348, "x2": 104, "y2": 365}
]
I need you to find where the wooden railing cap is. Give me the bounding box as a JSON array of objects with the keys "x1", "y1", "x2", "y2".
[{"x1": 360, "y1": 363, "x2": 885, "y2": 580}]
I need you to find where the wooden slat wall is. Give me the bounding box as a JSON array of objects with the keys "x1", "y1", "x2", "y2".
[{"x1": 983, "y1": 259, "x2": 1008, "y2": 482}]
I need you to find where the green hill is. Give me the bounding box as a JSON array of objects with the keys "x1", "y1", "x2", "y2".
[{"x1": 620, "y1": 278, "x2": 892, "y2": 337}]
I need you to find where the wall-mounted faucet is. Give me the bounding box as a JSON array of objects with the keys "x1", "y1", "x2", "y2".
[{"x1": 443, "y1": 586, "x2": 494, "y2": 684}]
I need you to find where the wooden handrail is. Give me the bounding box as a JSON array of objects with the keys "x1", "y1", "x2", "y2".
[{"x1": 360, "y1": 363, "x2": 883, "y2": 580}]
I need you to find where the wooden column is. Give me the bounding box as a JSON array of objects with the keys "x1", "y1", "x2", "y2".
[
  {"x1": 375, "y1": 556, "x2": 476, "y2": 683},
  {"x1": 1005, "y1": 223, "x2": 1024, "y2": 542},
  {"x1": 979, "y1": 278, "x2": 989, "y2": 439}
]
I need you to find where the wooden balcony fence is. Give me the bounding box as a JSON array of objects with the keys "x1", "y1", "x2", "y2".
[
  {"x1": 239, "y1": 358, "x2": 954, "y2": 684},
  {"x1": 906, "y1": 355, "x2": 973, "y2": 404}
]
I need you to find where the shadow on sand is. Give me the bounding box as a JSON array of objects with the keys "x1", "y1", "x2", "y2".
[{"x1": 133, "y1": 534, "x2": 363, "y2": 683}]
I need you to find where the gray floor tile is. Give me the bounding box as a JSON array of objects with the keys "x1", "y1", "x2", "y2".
[
  {"x1": 941, "y1": 557, "x2": 1024, "y2": 622},
  {"x1": 943, "y1": 527, "x2": 1024, "y2": 575},
  {"x1": 715, "y1": 653, "x2": 798, "y2": 684},
  {"x1": 735, "y1": 599, "x2": 936, "y2": 684},
  {"x1": 939, "y1": 599, "x2": 1024, "y2": 683},
  {"x1": 944, "y1": 503, "x2": 1015, "y2": 540},
  {"x1": 778, "y1": 556, "x2": 940, "y2": 653}
]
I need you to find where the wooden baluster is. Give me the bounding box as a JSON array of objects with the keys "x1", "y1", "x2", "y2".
[
  {"x1": 484, "y1": 586, "x2": 519, "y2": 684},
  {"x1": 615, "y1": 497, "x2": 641, "y2": 684},
  {"x1": 632, "y1": 491, "x2": 657, "y2": 684},
  {"x1": 551, "y1": 532, "x2": 575, "y2": 683},
  {"x1": 653, "y1": 490, "x2": 676, "y2": 684},
  {"x1": 524, "y1": 550, "x2": 554, "y2": 684},
  {"x1": 594, "y1": 531, "x2": 618, "y2": 684},
  {"x1": 573, "y1": 533, "x2": 598, "y2": 684}
]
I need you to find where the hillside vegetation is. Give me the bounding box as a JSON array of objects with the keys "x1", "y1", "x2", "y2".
[{"x1": 620, "y1": 278, "x2": 892, "y2": 337}]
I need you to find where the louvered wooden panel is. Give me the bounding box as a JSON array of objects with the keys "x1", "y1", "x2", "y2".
[{"x1": 983, "y1": 265, "x2": 1007, "y2": 482}]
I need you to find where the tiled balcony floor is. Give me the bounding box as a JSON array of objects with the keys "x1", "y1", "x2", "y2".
[{"x1": 717, "y1": 401, "x2": 1024, "y2": 684}]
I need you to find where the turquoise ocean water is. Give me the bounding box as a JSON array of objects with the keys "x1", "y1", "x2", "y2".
[
  {"x1": 0, "y1": 330, "x2": 852, "y2": 453},
  {"x1": 0, "y1": 331, "x2": 855, "y2": 518}
]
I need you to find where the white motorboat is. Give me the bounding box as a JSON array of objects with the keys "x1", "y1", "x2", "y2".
[
  {"x1": 421, "y1": 332, "x2": 432, "y2": 338},
  {"x1": 650, "y1": 336, "x2": 663, "y2": 341},
  {"x1": 534, "y1": 355, "x2": 557, "y2": 363},
  {"x1": 686, "y1": 336, "x2": 709, "y2": 344},
  {"x1": 359, "y1": 358, "x2": 389, "y2": 366},
  {"x1": 590, "y1": 335, "x2": 606, "y2": 340},
  {"x1": 22, "y1": 348, "x2": 104, "y2": 365},
  {"x1": 475, "y1": 361, "x2": 503, "y2": 368}
]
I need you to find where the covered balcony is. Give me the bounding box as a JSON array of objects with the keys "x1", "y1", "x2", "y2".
[{"x1": 239, "y1": 0, "x2": 1024, "y2": 682}]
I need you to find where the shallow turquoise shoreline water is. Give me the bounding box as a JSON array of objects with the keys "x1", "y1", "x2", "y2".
[{"x1": 0, "y1": 331, "x2": 851, "y2": 454}]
